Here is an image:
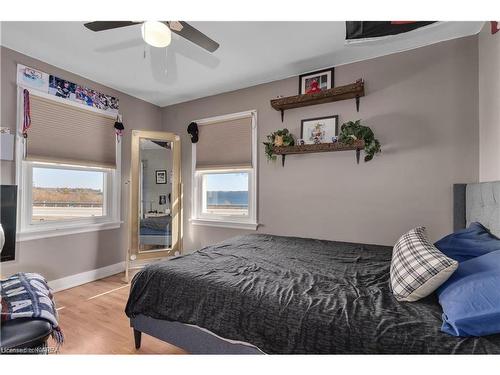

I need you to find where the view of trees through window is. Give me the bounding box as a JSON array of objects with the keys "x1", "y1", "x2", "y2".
[{"x1": 32, "y1": 167, "x2": 105, "y2": 222}]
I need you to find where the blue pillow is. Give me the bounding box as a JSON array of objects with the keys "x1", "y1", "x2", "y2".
[
  {"x1": 434, "y1": 222, "x2": 500, "y2": 262},
  {"x1": 437, "y1": 250, "x2": 500, "y2": 337}
]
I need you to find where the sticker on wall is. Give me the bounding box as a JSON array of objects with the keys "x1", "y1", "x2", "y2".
[
  {"x1": 17, "y1": 64, "x2": 50, "y2": 92},
  {"x1": 75, "y1": 85, "x2": 119, "y2": 113},
  {"x1": 48, "y1": 75, "x2": 77, "y2": 100},
  {"x1": 17, "y1": 64, "x2": 120, "y2": 115}
]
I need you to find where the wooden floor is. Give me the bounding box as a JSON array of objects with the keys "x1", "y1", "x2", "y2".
[{"x1": 51, "y1": 273, "x2": 186, "y2": 354}]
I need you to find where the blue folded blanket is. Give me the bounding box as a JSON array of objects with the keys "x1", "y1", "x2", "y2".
[
  {"x1": 437, "y1": 250, "x2": 500, "y2": 337},
  {"x1": 1, "y1": 273, "x2": 64, "y2": 346}
]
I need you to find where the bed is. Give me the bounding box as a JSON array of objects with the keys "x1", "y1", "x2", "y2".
[
  {"x1": 140, "y1": 215, "x2": 171, "y2": 246},
  {"x1": 125, "y1": 181, "x2": 500, "y2": 354}
]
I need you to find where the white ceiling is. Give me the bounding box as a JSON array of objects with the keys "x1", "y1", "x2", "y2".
[{"x1": 0, "y1": 21, "x2": 483, "y2": 107}]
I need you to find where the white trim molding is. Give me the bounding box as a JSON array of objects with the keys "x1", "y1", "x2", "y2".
[
  {"x1": 193, "y1": 110, "x2": 257, "y2": 126},
  {"x1": 191, "y1": 110, "x2": 258, "y2": 230},
  {"x1": 48, "y1": 261, "x2": 125, "y2": 292},
  {"x1": 190, "y1": 218, "x2": 259, "y2": 231},
  {"x1": 17, "y1": 220, "x2": 122, "y2": 242}
]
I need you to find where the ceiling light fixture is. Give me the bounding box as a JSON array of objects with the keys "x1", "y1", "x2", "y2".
[{"x1": 141, "y1": 21, "x2": 171, "y2": 48}]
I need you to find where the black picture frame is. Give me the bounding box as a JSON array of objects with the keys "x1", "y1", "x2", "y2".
[
  {"x1": 159, "y1": 195, "x2": 167, "y2": 205},
  {"x1": 300, "y1": 115, "x2": 339, "y2": 144},
  {"x1": 298, "y1": 67, "x2": 335, "y2": 95},
  {"x1": 155, "y1": 170, "x2": 167, "y2": 184}
]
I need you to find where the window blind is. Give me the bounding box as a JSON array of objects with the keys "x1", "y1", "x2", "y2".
[
  {"x1": 25, "y1": 94, "x2": 117, "y2": 168},
  {"x1": 195, "y1": 115, "x2": 253, "y2": 170}
]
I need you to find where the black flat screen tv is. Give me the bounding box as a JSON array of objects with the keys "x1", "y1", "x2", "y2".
[{"x1": 1, "y1": 185, "x2": 17, "y2": 262}]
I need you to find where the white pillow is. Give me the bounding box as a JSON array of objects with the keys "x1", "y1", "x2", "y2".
[{"x1": 390, "y1": 227, "x2": 458, "y2": 302}]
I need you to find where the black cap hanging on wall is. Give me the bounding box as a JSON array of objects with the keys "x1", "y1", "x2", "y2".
[
  {"x1": 187, "y1": 122, "x2": 199, "y2": 143},
  {"x1": 114, "y1": 114, "x2": 125, "y2": 139}
]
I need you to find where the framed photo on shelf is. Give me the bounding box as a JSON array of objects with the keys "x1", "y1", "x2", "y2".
[
  {"x1": 155, "y1": 170, "x2": 167, "y2": 184},
  {"x1": 301, "y1": 115, "x2": 339, "y2": 144},
  {"x1": 299, "y1": 67, "x2": 335, "y2": 95}
]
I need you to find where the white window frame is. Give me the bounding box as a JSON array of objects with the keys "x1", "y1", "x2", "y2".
[
  {"x1": 190, "y1": 110, "x2": 258, "y2": 230},
  {"x1": 15, "y1": 87, "x2": 122, "y2": 241}
]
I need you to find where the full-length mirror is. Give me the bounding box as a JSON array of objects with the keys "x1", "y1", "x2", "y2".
[
  {"x1": 139, "y1": 138, "x2": 173, "y2": 251},
  {"x1": 129, "y1": 130, "x2": 181, "y2": 263}
]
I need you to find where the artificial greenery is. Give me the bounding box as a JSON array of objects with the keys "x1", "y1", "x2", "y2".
[
  {"x1": 338, "y1": 120, "x2": 381, "y2": 162},
  {"x1": 263, "y1": 128, "x2": 295, "y2": 161}
]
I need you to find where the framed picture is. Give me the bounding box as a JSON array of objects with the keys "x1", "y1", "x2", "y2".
[
  {"x1": 301, "y1": 115, "x2": 339, "y2": 144},
  {"x1": 155, "y1": 170, "x2": 167, "y2": 184},
  {"x1": 159, "y1": 195, "x2": 167, "y2": 205},
  {"x1": 299, "y1": 67, "x2": 335, "y2": 95}
]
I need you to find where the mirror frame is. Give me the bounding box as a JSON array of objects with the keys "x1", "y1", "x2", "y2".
[{"x1": 129, "y1": 130, "x2": 181, "y2": 260}]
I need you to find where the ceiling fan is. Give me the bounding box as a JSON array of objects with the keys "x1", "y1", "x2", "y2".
[{"x1": 84, "y1": 21, "x2": 219, "y2": 53}]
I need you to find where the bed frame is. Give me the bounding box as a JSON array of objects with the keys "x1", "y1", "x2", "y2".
[
  {"x1": 131, "y1": 180, "x2": 500, "y2": 354},
  {"x1": 130, "y1": 315, "x2": 262, "y2": 354}
]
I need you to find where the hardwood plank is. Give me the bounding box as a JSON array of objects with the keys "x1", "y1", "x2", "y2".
[{"x1": 51, "y1": 272, "x2": 186, "y2": 354}]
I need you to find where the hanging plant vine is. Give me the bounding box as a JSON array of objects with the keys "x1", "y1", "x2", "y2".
[
  {"x1": 338, "y1": 120, "x2": 381, "y2": 162},
  {"x1": 263, "y1": 128, "x2": 295, "y2": 161}
]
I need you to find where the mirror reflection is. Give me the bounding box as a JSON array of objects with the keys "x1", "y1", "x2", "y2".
[{"x1": 139, "y1": 138, "x2": 173, "y2": 252}]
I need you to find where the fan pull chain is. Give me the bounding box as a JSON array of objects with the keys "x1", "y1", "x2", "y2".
[{"x1": 165, "y1": 48, "x2": 168, "y2": 75}]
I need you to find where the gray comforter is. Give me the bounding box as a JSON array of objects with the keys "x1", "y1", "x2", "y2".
[{"x1": 125, "y1": 234, "x2": 500, "y2": 354}]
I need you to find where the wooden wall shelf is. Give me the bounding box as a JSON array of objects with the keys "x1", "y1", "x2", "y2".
[
  {"x1": 272, "y1": 140, "x2": 365, "y2": 166},
  {"x1": 270, "y1": 80, "x2": 365, "y2": 121}
]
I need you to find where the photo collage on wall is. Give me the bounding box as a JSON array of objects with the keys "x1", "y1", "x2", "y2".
[{"x1": 17, "y1": 64, "x2": 119, "y2": 115}]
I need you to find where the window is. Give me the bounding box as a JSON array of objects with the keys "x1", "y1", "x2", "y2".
[
  {"x1": 202, "y1": 172, "x2": 249, "y2": 216},
  {"x1": 16, "y1": 90, "x2": 121, "y2": 240},
  {"x1": 32, "y1": 166, "x2": 105, "y2": 222},
  {"x1": 19, "y1": 161, "x2": 119, "y2": 240},
  {"x1": 191, "y1": 111, "x2": 257, "y2": 229}
]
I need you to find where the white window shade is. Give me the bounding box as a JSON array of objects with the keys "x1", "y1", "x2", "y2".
[
  {"x1": 195, "y1": 116, "x2": 253, "y2": 170},
  {"x1": 26, "y1": 94, "x2": 117, "y2": 168}
]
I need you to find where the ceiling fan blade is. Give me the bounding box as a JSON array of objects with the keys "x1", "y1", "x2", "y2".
[
  {"x1": 84, "y1": 21, "x2": 142, "y2": 32},
  {"x1": 167, "y1": 21, "x2": 219, "y2": 53}
]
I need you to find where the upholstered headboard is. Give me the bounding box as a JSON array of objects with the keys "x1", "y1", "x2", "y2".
[{"x1": 454, "y1": 181, "x2": 500, "y2": 237}]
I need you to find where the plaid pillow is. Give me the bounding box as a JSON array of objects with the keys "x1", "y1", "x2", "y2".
[{"x1": 390, "y1": 227, "x2": 458, "y2": 302}]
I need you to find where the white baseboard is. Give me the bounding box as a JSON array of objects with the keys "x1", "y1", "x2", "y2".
[{"x1": 48, "y1": 261, "x2": 126, "y2": 292}]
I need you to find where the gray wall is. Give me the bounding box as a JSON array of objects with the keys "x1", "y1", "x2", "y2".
[
  {"x1": 479, "y1": 24, "x2": 500, "y2": 181},
  {"x1": 162, "y1": 36, "x2": 480, "y2": 251},
  {"x1": 0, "y1": 46, "x2": 163, "y2": 280}
]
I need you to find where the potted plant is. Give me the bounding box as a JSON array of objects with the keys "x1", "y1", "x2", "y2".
[
  {"x1": 338, "y1": 120, "x2": 381, "y2": 162},
  {"x1": 263, "y1": 128, "x2": 295, "y2": 161}
]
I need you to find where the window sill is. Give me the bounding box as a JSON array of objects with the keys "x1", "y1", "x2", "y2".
[
  {"x1": 17, "y1": 221, "x2": 122, "y2": 242},
  {"x1": 190, "y1": 218, "x2": 258, "y2": 231}
]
